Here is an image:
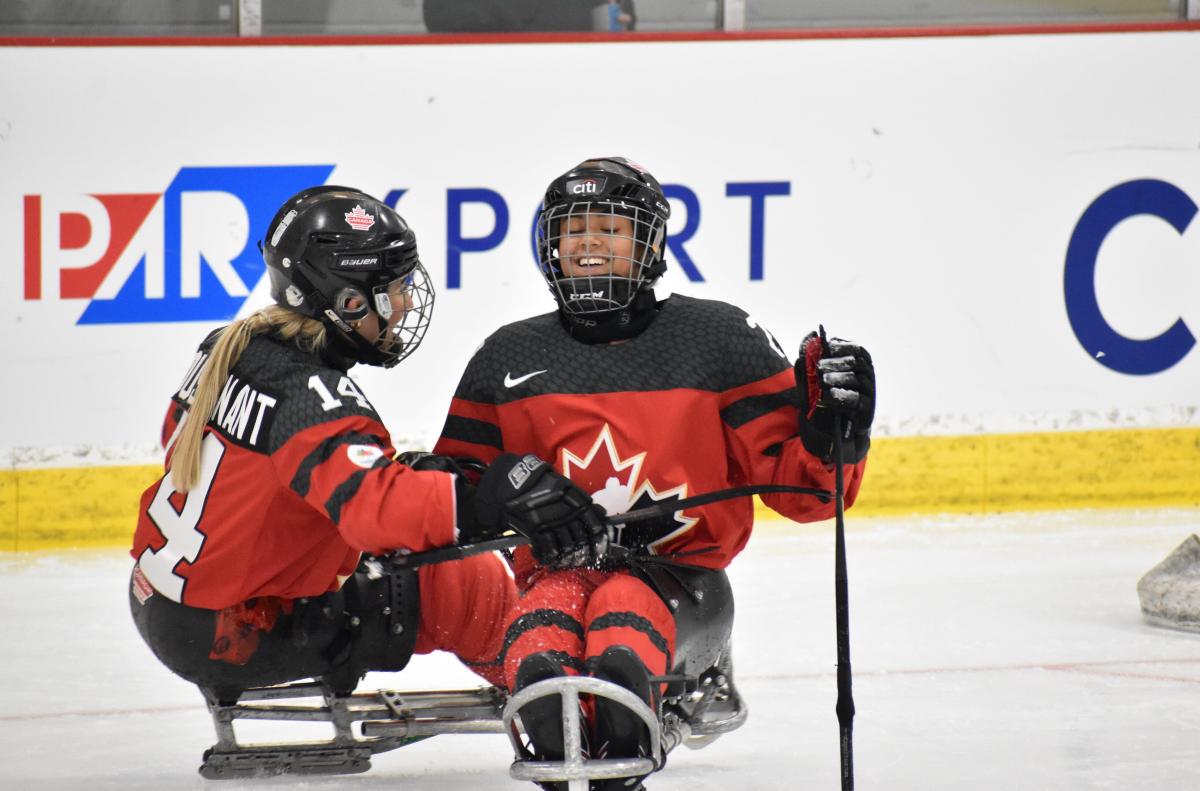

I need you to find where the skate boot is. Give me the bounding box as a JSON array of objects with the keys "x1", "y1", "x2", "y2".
[{"x1": 590, "y1": 646, "x2": 660, "y2": 791}]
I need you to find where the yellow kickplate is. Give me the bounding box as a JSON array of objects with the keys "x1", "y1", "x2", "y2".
[
  {"x1": 757, "y1": 427, "x2": 1200, "y2": 519},
  {"x1": 2, "y1": 427, "x2": 1198, "y2": 551},
  {"x1": 0, "y1": 464, "x2": 161, "y2": 552}
]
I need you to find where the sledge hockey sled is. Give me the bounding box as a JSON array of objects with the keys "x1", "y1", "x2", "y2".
[
  {"x1": 197, "y1": 681, "x2": 507, "y2": 779},
  {"x1": 196, "y1": 658, "x2": 745, "y2": 782}
]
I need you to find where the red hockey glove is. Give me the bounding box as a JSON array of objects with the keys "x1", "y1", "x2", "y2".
[{"x1": 796, "y1": 330, "x2": 875, "y2": 464}]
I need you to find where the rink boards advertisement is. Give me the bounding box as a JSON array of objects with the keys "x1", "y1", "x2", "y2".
[{"x1": 0, "y1": 29, "x2": 1198, "y2": 547}]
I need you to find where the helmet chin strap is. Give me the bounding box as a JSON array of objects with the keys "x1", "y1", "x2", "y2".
[
  {"x1": 320, "y1": 308, "x2": 396, "y2": 369},
  {"x1": 644, "y1": 254, "x2": 666, "y2": 284}
]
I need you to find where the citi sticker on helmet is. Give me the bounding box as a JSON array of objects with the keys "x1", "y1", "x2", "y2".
[
  {"x1": 344, "y1": 205, "x2": 376, "y2": 231},
  {"x1": 567, "y1": 177, "x2": 606, "y2": 195}
]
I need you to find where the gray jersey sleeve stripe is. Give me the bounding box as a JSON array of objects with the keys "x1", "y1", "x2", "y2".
[
  {"x1": 442, "y1": 415, "x2": 504, "y2": 450},
  {"x1": 290, "y1": 432, "x2": 389, "y2": 498},
  {"x1": 720, "y1": 388, "x2": 798, "y2": 430},
  {"x1": 324, "y1": 454, "x2": 392, "y2": 525}
]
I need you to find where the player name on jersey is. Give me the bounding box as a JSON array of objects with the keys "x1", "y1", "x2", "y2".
[
  {"x1": 209, "y1": 374, "x2": 278, "y2": 450},
  {"x1": 174, "y1": 349, "x2": 209, "y2": 405}
]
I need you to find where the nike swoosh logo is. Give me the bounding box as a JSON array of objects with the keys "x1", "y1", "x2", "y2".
[{"x1": 504, "y1": 370, "x2": 548, "y2": 388}]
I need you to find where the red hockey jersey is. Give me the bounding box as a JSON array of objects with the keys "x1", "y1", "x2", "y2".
[
  {"x1": 434, "y1": 294, "x2": 866, "y2": 570},
  {"x1": 131, "y1": 332, "x2": 457, "y2": 610}
]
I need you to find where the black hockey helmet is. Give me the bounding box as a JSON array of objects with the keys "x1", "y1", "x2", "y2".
[
  {"x1": 536, "y1": 157, "x2": 670, "y2": 315},
  {"x1": 261, "y1": 186, "x2": 434, "y2": 368}
]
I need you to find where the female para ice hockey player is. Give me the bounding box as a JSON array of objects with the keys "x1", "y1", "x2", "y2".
[
  {"x1": 129, "y1": 186, "x2": 604, "y2": 708},
  {"x1": 433, "y1": 157, "x2": 876, "y2": 790}
]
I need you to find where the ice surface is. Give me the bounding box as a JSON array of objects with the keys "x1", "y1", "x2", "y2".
[{"x1": 3, "y1": 509, "x2": 1199, "y2": 790}]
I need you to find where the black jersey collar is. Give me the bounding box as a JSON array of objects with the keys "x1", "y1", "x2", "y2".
[
  {"x1": 558, "y1": 288, "x2": 661, "y2": 344},
  {"x1": 316, "y1": 329, "x2": 359, "y2": 371}
]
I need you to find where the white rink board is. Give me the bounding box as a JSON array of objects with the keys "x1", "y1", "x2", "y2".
[{"x1": 1, "y1": 31, "x2": 1198, "y2": 461}]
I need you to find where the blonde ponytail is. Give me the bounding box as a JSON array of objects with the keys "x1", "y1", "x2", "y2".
[{"x1": 169, "y1": 306, "x2": 327, "y2": 492}]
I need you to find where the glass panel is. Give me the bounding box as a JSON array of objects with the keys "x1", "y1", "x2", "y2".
[
  {"x1": 0, "y1": 0, "x2": 237, "y2": 37},
  {"x1": 0, "y1": 0, "x2": 1187, "y2": 38},
  {"x1": 261, "y1": 0, "x2": 424, "y2": 35},
  {"x1": 743, "y1": 0, "x2": 1185, "y2": 30}
]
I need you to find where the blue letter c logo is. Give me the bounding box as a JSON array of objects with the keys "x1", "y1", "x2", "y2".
[{"x1": 1064, "y1": 179, "x2": 1195, "y2": 375}]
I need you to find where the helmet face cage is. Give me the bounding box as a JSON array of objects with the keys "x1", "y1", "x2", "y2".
[
  {"x1": 368, "y1": 262, "x2": 435, "y2": 367},
  {"x1": 537, "y1": 199, "x2": 666, "y2": 315},
  {"x1": 535, "y1": 158, "x2": 670, "y2": 315}
]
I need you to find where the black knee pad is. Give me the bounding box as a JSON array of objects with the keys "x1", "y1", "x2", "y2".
[{"x1": 317, "y1": 562, "x2": 421, "y2": 694}]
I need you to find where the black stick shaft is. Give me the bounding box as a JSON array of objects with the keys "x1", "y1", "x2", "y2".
[
  {"x1": 833, "y1": 414, "x2": 855, "y2": 791},
  {"x1": 385, "y1": 483, "x2": 830, "y2": 569}
]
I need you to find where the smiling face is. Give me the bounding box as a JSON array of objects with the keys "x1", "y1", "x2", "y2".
[{"x1": 556, "y1": 208, "x2": 638, "y2": 278}]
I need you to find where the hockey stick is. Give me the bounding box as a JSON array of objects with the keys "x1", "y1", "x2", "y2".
[
  {"x1": 821, "y1": 323, "x2": 856, "y2": 791},
  {"x1": 385, "y1": 482, "x2": 830, "y2": 569},
  {"x1": 833, "y1": 414, "x2": 855, "y2": 790}
]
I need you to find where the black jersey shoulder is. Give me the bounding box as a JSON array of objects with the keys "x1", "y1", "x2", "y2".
[
  {"x1": 171, "y1": 327, "x2": 225, "y2": 408},
  {"x1": 213, "y1": 334, "x2": 383, "y2": 453},
  {"x1": 450, "y1": 309, "x2": 560, "y2": 403},
  {"x1": 451, "y1": 295, "x2": 792, "y2": 405},
  {"x1": 671, "y1": 293, "x2": 793, "y2": 380}
]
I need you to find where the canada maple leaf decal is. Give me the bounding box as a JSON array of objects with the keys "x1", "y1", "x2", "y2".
[{"x1": 560, "y1": 424, "x2": 697, "y2": 552}]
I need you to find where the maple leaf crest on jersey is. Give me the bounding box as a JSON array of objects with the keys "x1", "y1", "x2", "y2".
[{"x1": 561, "y1": 424, "x2": 697, "y2": 552}]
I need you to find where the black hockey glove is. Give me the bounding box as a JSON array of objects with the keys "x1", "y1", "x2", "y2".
[
  {"x1": 796, "y1": 329, "x2": 875, "y2": 465},
  {"x1": 396, "y1": 451, "x2": 487, "y2": 484},
  {"x1": 397, "y1": 451, "x2": 496, "y2": 548},
  {"x1": 467, "y1": 453, "x2": 609, "y2": 568}
]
